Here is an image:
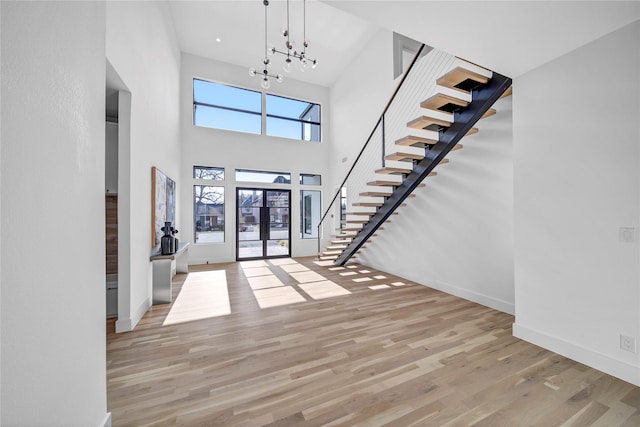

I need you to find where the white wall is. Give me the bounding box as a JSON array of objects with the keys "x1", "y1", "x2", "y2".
[
  {"x1": 359, "y1": 95, "x2": 515, "y2": 314},
  {"x1": 513, "y1": 20, "x2": 640, "y2": 386},
  {"x1": 328, "y1": 29, "x2": 395, "y2": 192},
  {"x1": 1, "y1": 2, "x2": 109, "y2": 425},
  {"x1": 180, "y1": 54, "x2": 330, "y2": 264},
  {"x1": 106, "y1": 1, "x2": 181, "y2": 331}
]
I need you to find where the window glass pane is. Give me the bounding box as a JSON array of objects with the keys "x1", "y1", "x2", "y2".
[
  {"x1": 194, "y1": 105, "x2": 261, "y2": 134},
  {"x1": 301, "y1": 190, "x2": 321, "y2": 239},
  {"x1": 266, "y1": 94, "x2": 321, "y2": 142},
  {"x1": 235, "y1": 169, "x2": 291, "y2": 184},
  {"x1": 194, "y1": 186, "x2": 224, "y2": 244},
  {"x1": 300, "y1": 174, "x2": 321, "y2": 185},
  {"x1": 193, "y1": 166, "x2": 224, "y2": 180},
  {"x1": 266, "y1": 94, "x2": 316, "y2": 119},
  {"x1": 194, "y1": 79, "x2": 261, "y2": 113}
]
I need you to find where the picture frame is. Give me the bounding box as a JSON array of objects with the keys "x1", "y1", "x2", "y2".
[{"x1": 151, "y1": 167, "x2": 176, "y2": 246}]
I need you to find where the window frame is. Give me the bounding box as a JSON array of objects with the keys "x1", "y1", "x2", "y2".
[{"x1": 192, "y1": 78, "x2": 322, "y2": 142}]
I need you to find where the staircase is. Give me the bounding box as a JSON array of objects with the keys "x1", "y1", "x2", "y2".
[{"x1": 319, "y1": 58, "x2": 512, "y2": 265}]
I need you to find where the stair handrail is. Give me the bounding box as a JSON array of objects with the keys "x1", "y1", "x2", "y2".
[{"x1": 317, "y1": 43, "x2": 427, "y2": 256}]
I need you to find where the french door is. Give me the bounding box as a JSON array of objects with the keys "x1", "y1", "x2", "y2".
[{"x1": 236, "y1": 188, "x2": 291, "y2": 260}]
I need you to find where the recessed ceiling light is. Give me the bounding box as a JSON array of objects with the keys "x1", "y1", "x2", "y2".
[{"x1": 216, "y1": 37, "x2": 221, "y2": 43}]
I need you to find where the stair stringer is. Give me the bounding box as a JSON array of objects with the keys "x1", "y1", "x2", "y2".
[{"x1": 334, "y1": 72, "x2": 512, "y2": 266}]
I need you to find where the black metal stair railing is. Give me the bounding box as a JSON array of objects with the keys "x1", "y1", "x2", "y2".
[
  {"x1": 316, "y1": 44, "x2": 428, "y2": 257},
  {"x1": 334, "y1": 72, "x2": 512, "y2": 265}
]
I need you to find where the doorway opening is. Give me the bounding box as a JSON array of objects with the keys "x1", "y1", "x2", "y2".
[{"x1": 237, "y1": 188, "x2": 291, "y2": 260}]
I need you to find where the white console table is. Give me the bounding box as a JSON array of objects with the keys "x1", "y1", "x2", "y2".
[{"x1": 150, "y1": 242, "x2": 189, "y2": 304}]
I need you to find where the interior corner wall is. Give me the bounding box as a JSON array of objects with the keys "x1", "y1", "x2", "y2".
[
  {"x1": 513, "y1": 20, "x2": 640, "y2": 386},
  {"x1": 358, "y1": 95, "x2": 515, "y2": 314},
  {"x1": 106, "y1": 1, "x2": 181, "y2": 331},
  {"x1": 1, "y1": 1, "x2": 108, "y2": 425},
  {"x1": 180, "y1": 54, "x2": 330, "y2": 264}
]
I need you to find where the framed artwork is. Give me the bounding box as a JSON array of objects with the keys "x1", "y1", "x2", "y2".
[{"x1": 151, "y1": 167, "x2": 176, "y2": 246}]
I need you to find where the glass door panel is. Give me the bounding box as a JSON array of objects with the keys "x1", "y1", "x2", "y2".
[{"x1": 237, "y1": 188, "x2": 291, "y2": 260}]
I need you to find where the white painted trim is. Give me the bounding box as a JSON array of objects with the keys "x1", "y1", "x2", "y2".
[
  {"x1": 101, "y1": 412, "x2": 112, "y2": 427},
  {"x1": 115, "y1": 297, "x2": 150, "y2": 333},
  {"x1": 419, "y1": 278, "x2": 515, "y2": 315},
  {"x1": 513, "y1": 323, "x2": 640, "y2": 387},
  {"x1": 114, "y1": 317, "x2": 132, "y2": 333}
]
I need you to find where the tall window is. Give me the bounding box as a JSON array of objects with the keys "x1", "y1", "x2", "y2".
[
  {"x1": 193, "y1": 166, "x2": 225, "y2": 244},
  {"x1": 193, "y1": 79, "x2": 321, "y2": 142}
]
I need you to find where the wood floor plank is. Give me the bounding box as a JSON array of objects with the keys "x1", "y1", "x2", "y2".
[{"x1": 107, "y1": 257, "x2": 639, "y2": 426}]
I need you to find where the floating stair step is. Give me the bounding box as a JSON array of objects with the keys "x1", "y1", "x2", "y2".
[
  {"x1": 407, "y1": 116, "x2": 452, "y2": 132},
  {"x1": 331, "y1": 241, "x2": 351, "y2": 246},
  {"x1": 407, "y1": 194, "x2": 416, "y2": 199},
  {"x1": 352, "y1": 201, "x2": 384, "y2": 207},
  {"x1": 385, "y1": 151, "x2": 424, "y2": 162},
  {"x1": 360, "y1": 191, "x2": 392, "y2": 197},
  {"x1": 481, "y1": 109, "x2": 496, "y2": 120},
  {"x1": 319, "y1": 255, "x2": 338, "y2": 261},
  {"x1": 375, "y1": 165, "x2": 413, "y2": 175},
  {"x1": 437, "y1": 66, "x2": 490, "y2": 93},
  {"x1": 420, "y1": 93, "x2": 469, "y2": 113},
  {"x1": 334, "y1": 231, "x2": 357, "y2": 237},
  {"x1": 323, "y1": 250, "x2": 343, "y2": 255},
  {"x1": 500, "y1": 86, "x2": 513, "y2": 99},
  {"x1": 396, "y1": 136, "x2": 438, "y2": 147},
  {"x1": 343, "y1": 219, "x2": 369, "y2": 224},
  {"x1": 437, "y1": 159, "x2": 450, "y2": 165},
  {"x1": 346, "y1": 211, "x2": 373, "y2": 216},
  {"x1": 327, "y1": 245, "x2": 347, "y2": 250},
  {"x1": 338, "y1": 226, "x2": 363, "y2": 232},
  {"x1": 451, "y1": 144, "x2": 463, "y2": 152},
  {"x1": 466, "y1": 128, "x2": 478, "y2": 137}
]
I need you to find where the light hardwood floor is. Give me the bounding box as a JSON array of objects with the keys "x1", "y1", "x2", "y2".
[{"x1": 107, "y1": 257, "x2": 639, "y2": 426}]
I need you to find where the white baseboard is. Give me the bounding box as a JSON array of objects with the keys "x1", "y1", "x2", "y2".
[
  {"x1": 114, "y1": 297, "x2": 151, "y2": 333},
  {"x1": 420, "y1": 278, "x2": 515, "y2": 315},
  {"x1": 513, "y1": 323, "x2": 640, "y2": 387},
  {"x1": 101, "y1": 412, "x2": 112, "y2": 427}
]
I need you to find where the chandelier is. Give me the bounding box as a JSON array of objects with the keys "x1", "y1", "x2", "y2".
[
  {"x1": 250, "y1": 0, "x2": 317, "y2": 89},
  {"x1": 249, "y1": 0, "x2": 283, "y2": 89}
]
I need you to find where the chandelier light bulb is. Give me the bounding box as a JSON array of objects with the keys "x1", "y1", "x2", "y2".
[
  {"x1": 268, "y1": 44, "x2": 276, "y2": 55},
  {"x1": 304, "y1": 39, "x2": 310, "y2": 48},
  {"x1": 311, "y1": 59, "x2": 317, "y2": 69},
  {"x1": 276, "y1": 74, "x2": 284, "y2": 83},
  {"x1": 299, "y1": 57, "x2": 308, "y2": 72},
  {"x1": 249, "y1": 67, "x2": 257, "y2": 77},
  {"x1": 283, "y1": 58, "x2": 292, "y2": 73},
  {"x1": 261, "y1": 77, "x2": 271, "y2": 89}
]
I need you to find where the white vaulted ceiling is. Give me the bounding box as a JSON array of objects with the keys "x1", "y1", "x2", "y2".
[{"x1": 168, "y1": 0, "x2": 379, "y2": 87}]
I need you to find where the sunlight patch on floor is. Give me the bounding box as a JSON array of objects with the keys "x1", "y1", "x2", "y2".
[
  {"x1": 247, "y1": 274, "x2": 285, "y2": 290},
  {"x1": 268, "y1": 258, "x2": 299, "y2": 266},
  {"x1": 253, "y1": 286, "x2": 307, "y2": 308},
  {"x1": 289, "y1": 270, "x2": 326, "y2": 283},
  {"x1": 240, "y1": 260, "x2": 269, "y2": 268},
  {"x1": 299, "y1": 280, "x2": 351, "y2": 300},
  {"x1": 280, "y1": 263, "x2": 309, "y2": 273},
  {"x1": 243, "y1": 266, "x2": 273, "y2": 277},
  {"x1": 163, "y1": 270, "x2": 230, "y2": 326}
]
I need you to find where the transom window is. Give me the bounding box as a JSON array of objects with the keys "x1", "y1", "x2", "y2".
[{"x1": 193, "y1": 79, "x2": 321, "y2": 142}]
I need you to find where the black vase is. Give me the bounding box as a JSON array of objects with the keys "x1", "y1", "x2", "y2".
[{"x1": 161, "y1": 221, "x2": 176, "y2": 255}]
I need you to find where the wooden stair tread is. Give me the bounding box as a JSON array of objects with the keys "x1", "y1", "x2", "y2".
[
  {"x1": 342, "y1": 219, "x2": 369, "y2": 224},
  {"x1": 359, "y1": 191, "x2": 392, "y2": 197},
  {"x1": 407, "y1": 116, "x2": 452, "y2": 131},
  {"x1": 352, "y1": 202, "x2": 384, "y2": 207},
  {"x1": 385, "y1": 152, "x2": 424, "y2": 161},
  {"x1": 396, "y1": 136, "x2": 438, "y2": 147},
  {"x1": 451, "y1": 144, "x2": 463, "y2": 152},
  {"x1": 437, "y1": 66, "x2": 490, "y2": 93},
  {"x1": 345, "y1": 212, "x2": 373, "y2": 216},
  {"x1": 375, "y1": 166, "x2": 413, "y2": 175},
  {"x1": 466, "y1": 128, "x2": 478, "y2": 136},
  {"x1": 420, "y1": 93, "x2": 469, "y2": 113},
  {"x1": 481, "y1": 108, "x2": 496, "y2": 119},
  {"x1": 500, "y1": 86, "x2": 513, "y2": 99}
]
